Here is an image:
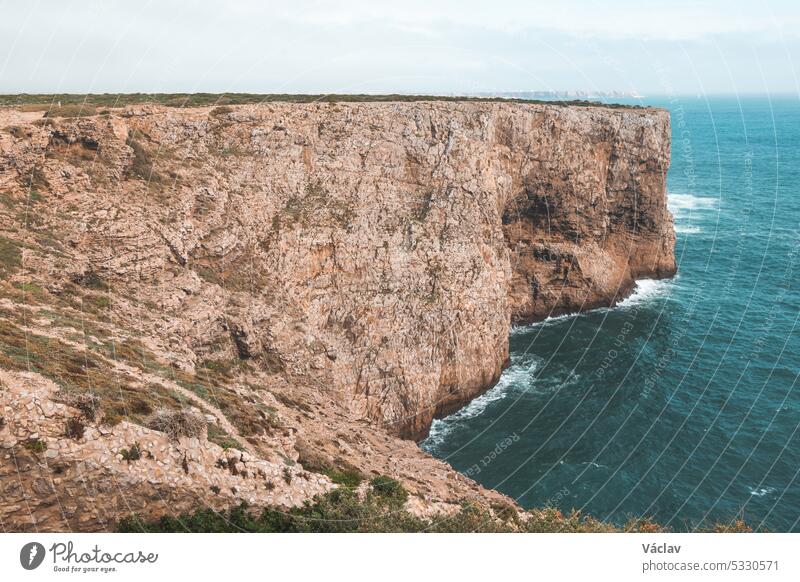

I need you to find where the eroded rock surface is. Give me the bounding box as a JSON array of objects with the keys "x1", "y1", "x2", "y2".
[{"x1": 0, "y1": 100, "x2": 673, "y2": 530}]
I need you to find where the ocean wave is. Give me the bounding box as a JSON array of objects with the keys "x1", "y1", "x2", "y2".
[
  {"x1": 427, "y1": 279, "x2": 671, "y2": 451},
  {"x1": 514, "y1": 305, "x2": 623, "y2": 331},
  {"x1": 509, "y1": 323, "x2": 534, "y2": 337},
  {"x1": 749, "y1": 486, "x2": 777, "y2": 497},
  {"x1": 668, "y1": 193, "x2": 719, "y2": 217},
  {"x1": 422, "y1": 354, "x2": 539, "y2": 451},
  {"x1": 512, "y1": 279, "x2": 674, "y2": 337},
  {"x1": 513, "y1": 311, "x2": 580, "y2": 332},
  {"x1": 675, "y1": 224, "x2": 701, "y2": 234},
  {"x1": 615, "y1": 278, "x2": 674, "y2": 308}
]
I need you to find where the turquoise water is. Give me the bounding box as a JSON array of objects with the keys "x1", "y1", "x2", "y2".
[{"x1": 422, "y1": 96, "x2": 800, "y2": 532}]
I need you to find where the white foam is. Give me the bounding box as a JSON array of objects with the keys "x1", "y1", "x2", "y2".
[
  {"x1": 422, "y1": 355, "x2": 539, "y2": 450},
  {"x1": 615, "y1": 278, "x2": 673, "y2": 309},
  {"x1": 668, "y1": 193, "x2": 719, "y2": 217},
  {"x1": 749, "y1": 486, "x2": 776, "y2": 497},
  {"x1": 511, "y1": 311, "x2": 582, "y2": 333},
  {"x1": 675, "y1": 224, "x2": 701, "y2": 234},
  {"x1": 509, "y1": 323, "x2": 534, "y2": 337},
  {"x1": 426, "y1": 279, "x2": 672, "y2": 450},
  {"x1": 511, "y1": 279, "x2": 674, "y2": 340}
]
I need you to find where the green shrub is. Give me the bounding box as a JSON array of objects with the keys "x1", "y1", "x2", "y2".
[
  {"x1": 325, "y1": 468, "x2": 363, "y2": 488},
  {"x1": 117, "y1": 488, "x2": 426, "y2": 533},
  {"x1": 207, "y1": 424, "x2": 243, "y2": 451},
  {"x1": 23, "y1": 438, "x2": 47, "y2": 454},
  {"x1": 120, "y1": 442, "x2": 142, "y2": 462},
  {"x1": 114, "y1": 485, "x2": 678, "y2": 534},
  {"x1": 89, "y1": 294, "x2": 111, "y2": 310},
  {"x1": 369, "y1": 476, "x2": 408, "y2": 507}
]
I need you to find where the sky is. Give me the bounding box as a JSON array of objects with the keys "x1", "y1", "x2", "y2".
[{"x1": 1, "y1": 0, "x2": 798, "y2": 96}]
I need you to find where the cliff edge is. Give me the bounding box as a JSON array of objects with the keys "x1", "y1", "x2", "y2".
[{"x1": 0, "y1": 99, "x2": 673, "y2": 530}]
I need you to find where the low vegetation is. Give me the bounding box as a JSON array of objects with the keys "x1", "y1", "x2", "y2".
[
  {"x1": 124, "y1": 132, "x2": 160, "y2": 182},
  {"x1": 117, "y1": 481, "x2": 752, "y2": 533},
  {"x1": 324, "y1": 467, "x2": 363, "y2": 488},
  {"x1": 23, "y1": 438, "x2": 47, "y2": 454},
  {"x1": 115, "y1": 477, "x2": 675, "y2": 533},
  {"x1": 59, "y1": 392, "x2": 100, "y2": 421},
  {"x1": 206, "y1": 424, "x2": 244, "y2": 451},
  {"x1": 42, "y1": 104, "x2": 98, "y2": 118},
  {"x1": 64, "y1": 417, "x2": 85, "y2": 440},
  {"x1": 120, "y1": 442, "x2": 142, "y2": 462},
  {"x1": 0, "y1": 236, "x2": 21, "y2": 278},
  {"x1": 0, "y1": 93, "x2": 646, "y2": 109},
  {"x1": 368, "y1": 476, "x2": 408, "y2": 507},
  {"x1": 0, "y1": 314, "x2": 184, "y2": 428},
  {"x1": 146, "y1": 408, "x2": 206, "y2": 440},
  {"x1": 294, "y1": 445, "x2": 364, "y2": 489},
  {"x1": 272, "y1": 181, "x2": 355, "y2": 232}
]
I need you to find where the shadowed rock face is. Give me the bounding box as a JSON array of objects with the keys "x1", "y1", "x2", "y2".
[
  {"x1": 0, "y1": 101, "x2": 673, "y2": 448},
  {"x1": 501, "y1": 105, "x2": 675, "y2": 323}
]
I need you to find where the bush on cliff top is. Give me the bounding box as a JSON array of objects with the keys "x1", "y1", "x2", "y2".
[
  {"x1": 116, "y1": 480, "x2": 682, "y2": 533},
  {"x1": 369, "y1": 475, "x2": 408, "y2": 507},
  {"x1": 0, "y1": 93, "x2": 649, "y2": 109}
]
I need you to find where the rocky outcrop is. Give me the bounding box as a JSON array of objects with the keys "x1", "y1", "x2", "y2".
[
  {"x1": 1, "y1": 101, "x2": 673, "y2": 441},
  {"x1": 0, "y1": 369, "x2": 331, "y2": 531},
  {"x1": 502, "y1": 106, "x2": 674, "y2": 321},
  {"x1": 0, "y1": 100, "x2": 673, "y2": 529}
]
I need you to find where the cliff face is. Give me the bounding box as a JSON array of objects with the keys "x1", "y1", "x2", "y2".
[
  {"x1": 501, "y1": 106, "x2": 675, "y2": 321},
  {"x1": 1, "y1": 101, "x2": 673, "y2": 440},
  {"x1": 0, "y1": 100, "x2": 673, "y2": 529}
]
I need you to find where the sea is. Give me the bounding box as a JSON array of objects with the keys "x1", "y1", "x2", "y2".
[{"x1": 421, "y1": 95, "x2": 800, "y2": 532}]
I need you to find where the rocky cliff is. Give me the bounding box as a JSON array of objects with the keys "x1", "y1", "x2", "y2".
[{"x1": 0, "y1": 99, "x2": 673, "y2": 530}]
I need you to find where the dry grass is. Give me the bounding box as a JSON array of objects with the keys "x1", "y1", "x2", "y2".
[
  {"x1": 0, "y1": 236, "x2": 21, "y2": 279},
  {"x1": 59, "y1": 392, "x2": 100, "y2": 420},
  {"x1": 124, "y1": 132, "x2": 161, "y2": 182},
  {"x1": 146, "y1": 408, "x2": 207, "y2": 440},
  {"x1": 64, "y1": 417, "x2": 85, "y2": 439}
]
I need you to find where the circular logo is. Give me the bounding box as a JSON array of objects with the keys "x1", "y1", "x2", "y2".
[{"x1": 19, "y1": 542, "x2": 46, "y2": 570}]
